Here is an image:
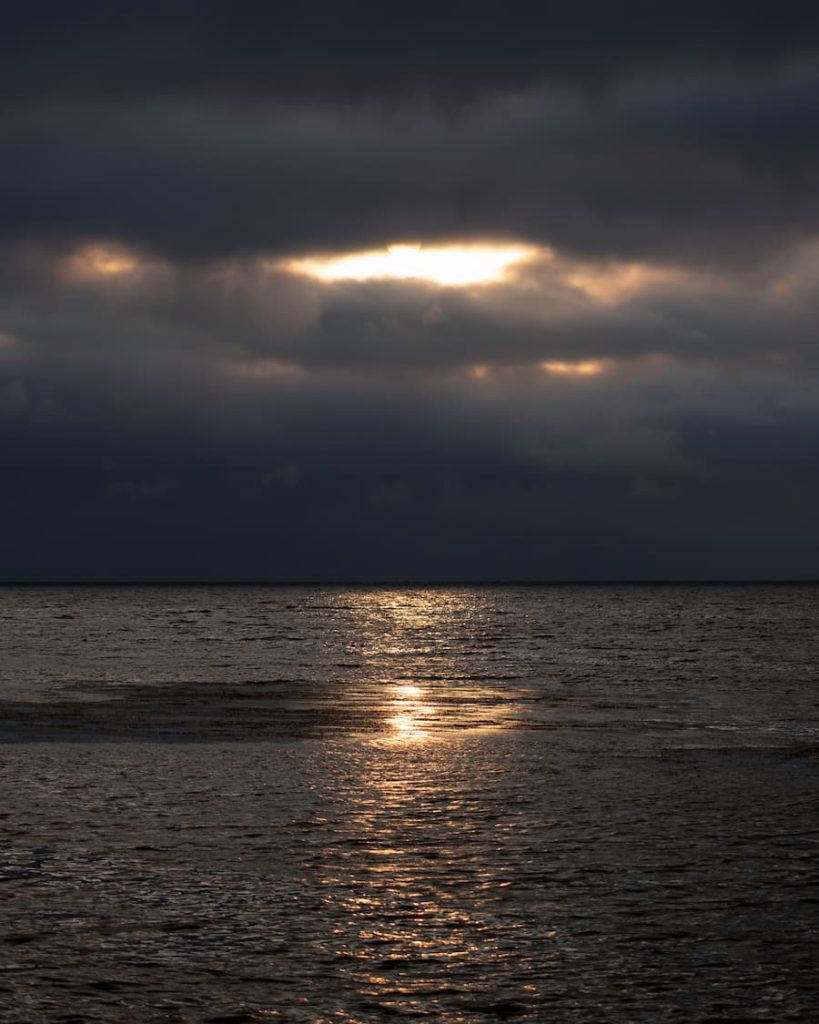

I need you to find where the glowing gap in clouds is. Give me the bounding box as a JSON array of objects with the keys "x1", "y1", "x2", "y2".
[
  {"x1": 541, "y1": 360, "x2": 607, "y2": 377},
  {"x1": 62, "y1": 244, "x2": 141, "y2": 280},
  {"x1": 283, "y1": 242, "x2": 537, "y2": 287}
]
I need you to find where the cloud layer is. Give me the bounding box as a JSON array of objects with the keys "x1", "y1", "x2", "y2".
[{"x1": 2, "y1": 7, "x2": 819, "y2": 578}]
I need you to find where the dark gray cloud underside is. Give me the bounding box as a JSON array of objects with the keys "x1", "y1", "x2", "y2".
[
  {"x1": 3, "y1": 60, "x2": 819, "y2": 263},
  {"x1": 5, "y1": 1, "x2": 819, "y2": 103},
  {"x1": 4, "y1": 385, "x2": 819, "y2": 581},
  {"x1": 3, "y1": 3, "x2": 819, "y2": 578}
]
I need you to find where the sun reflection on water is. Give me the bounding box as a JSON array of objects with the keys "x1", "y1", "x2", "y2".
[
  {"x1": 394, "y1": 683, "x2": 423, "y2": 699},
  {"x1": 341, "y1": 587, "x2": 534, "y2": 742},
  {"x1": 388, "y1": 683, "x2": 431, "y2": 742},
  {"x1": 317, "y1": 732, "x2": 553, "y2": 1019},
  {"x1": 322, "y1": 591, "x2": 546, "y2": 1012}
]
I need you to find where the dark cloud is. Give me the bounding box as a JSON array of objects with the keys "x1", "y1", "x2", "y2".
[
  {"x1": 3, "y1": 5, "x2": 819, "y2": 578},
  {"x1": 3, "y1": 231, "x2": 819, "y2": 579},
  {"x1": 3, "y1": 347, "x2": 819, "y2": 580},
  {"x1": 2, "y1": 60, "x2": 819, "y2": 264},
  {"x1": 4, "y1": 2, "x2": 818, "y2": 104},
  {"x1": 4, "y1": 240, "x2": 819, "y2": 374}
]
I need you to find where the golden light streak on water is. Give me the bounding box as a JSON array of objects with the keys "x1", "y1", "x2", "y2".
[{"x1": 394, "y1": 684, "x2": 423, "y2": 699}]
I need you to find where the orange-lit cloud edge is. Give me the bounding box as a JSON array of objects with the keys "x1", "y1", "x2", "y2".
[
  {"x1": 47, "y1": 240, "x2": 695, "y2": 384},
  {"x1": 59, "y1": 243, "x2": 160, "y2": 283},
  {"x1": 53, "y1": 236, "x2": 810, "y2": 385},
  {"x1": 58, "y1": 238, "x2": 708, "y2": 304}
]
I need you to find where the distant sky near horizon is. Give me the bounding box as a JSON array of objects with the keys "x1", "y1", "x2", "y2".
[{"x1": 3, "y1": 3, "x2": 819, "y2": 580}]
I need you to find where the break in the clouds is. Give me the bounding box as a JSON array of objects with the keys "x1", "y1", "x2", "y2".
[{"x1": 2, "y1": 4, "x2": 819, "y2": 579}]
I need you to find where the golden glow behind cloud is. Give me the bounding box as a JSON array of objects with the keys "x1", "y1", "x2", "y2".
[
  {"x1": 58, "y1": 238, "x2": 702, "y2": 316},
  {"x1": 61, "y1": 244, "x2": 143, "y2": 281},
  {"x1": 50, "y1": 238, "x2": 696, "y2": 389},
  {"x1": 541, "y1": 359, "x2": 608, "y2": 377},
  {"x1": 281, "y1": 239, "x2": 702, "y2": 310},
  {"x1": 283, "y1": 242, "x2": 537, "y2": 287},
  {"x1": 564, "y1": 263, "x2": 691, "y2": 304}
]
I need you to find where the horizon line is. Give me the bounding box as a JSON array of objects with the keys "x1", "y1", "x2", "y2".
[{"x1": 2, "y1": 578, "x2": 819, "y2": 587}]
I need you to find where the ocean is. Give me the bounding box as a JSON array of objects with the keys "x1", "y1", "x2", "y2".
[{"x1": 1, "y1": 584, "x2": 818, "y2": 1022}]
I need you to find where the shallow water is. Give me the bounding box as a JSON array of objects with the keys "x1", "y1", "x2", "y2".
[{"x1": 1, "y1": 585, "x2": 818, "y2": 1022}]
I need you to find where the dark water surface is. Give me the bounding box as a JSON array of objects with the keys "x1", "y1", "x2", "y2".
[{"x1": 1, "y1": 585, "x2": 818, "y2": 1022}]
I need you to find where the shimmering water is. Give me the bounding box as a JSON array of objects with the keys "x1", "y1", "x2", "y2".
[{"x1": 1, "y1": 585, "x2": 818, "y2": 1022}]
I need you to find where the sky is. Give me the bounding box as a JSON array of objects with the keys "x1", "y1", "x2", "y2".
[{"x1": 3, "y1": 2, "x2": 819, "y2": 581}]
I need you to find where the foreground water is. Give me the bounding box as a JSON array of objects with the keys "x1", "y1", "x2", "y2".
[{"x1": 1, "y1": 585, "x2": 818, "y2": 1022}]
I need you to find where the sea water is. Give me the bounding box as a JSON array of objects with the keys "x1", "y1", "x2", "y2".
[{"x1": 1, "y1": 585, "x2": 817, "y2": 1021}]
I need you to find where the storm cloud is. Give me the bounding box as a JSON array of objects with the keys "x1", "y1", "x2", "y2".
[{"x1": 2, "y1": 4, "x2": 819, "y2": 579}]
